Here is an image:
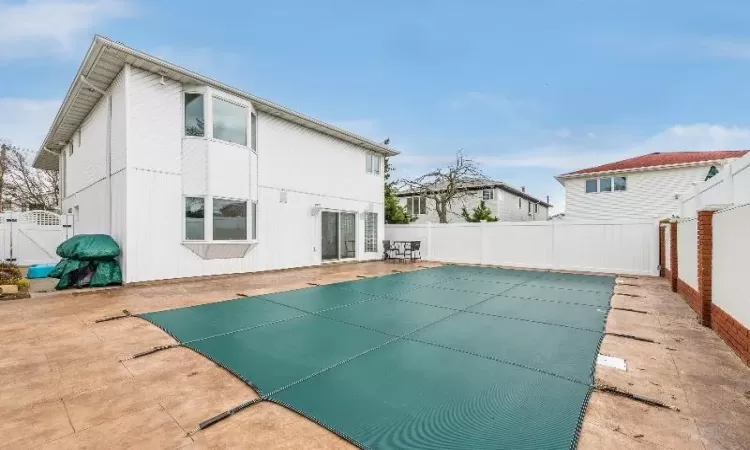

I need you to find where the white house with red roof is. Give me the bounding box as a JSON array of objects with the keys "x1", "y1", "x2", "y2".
[{"x1": 556, "y1": 150, "x2": 749, "y2": 220}]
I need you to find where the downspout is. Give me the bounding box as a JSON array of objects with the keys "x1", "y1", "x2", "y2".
[{"x1": 79, "y1": 75, "x2": 113, "y2": 235}]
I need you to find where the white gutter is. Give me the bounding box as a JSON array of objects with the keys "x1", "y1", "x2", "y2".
[{"x1": 79, "y1": 75, "x2": 113, "y2": 235}]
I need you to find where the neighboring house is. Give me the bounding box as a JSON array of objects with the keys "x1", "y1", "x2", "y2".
[
  {"x1": 32, "y1": 36, "x2": 397, "y2": 283},
  {"x1": 396, "y1": 180, "x2": 552, "y2": 223},
  {"x1": 556, "y1": 150, "x2": 749, "y2": 220}
]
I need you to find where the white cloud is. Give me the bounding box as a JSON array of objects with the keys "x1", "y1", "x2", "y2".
[
  {"x1": 0, "y1": 98, "x2": 61, "y2": 151},
  {"x1": 448, "y1": 91, "x2": 544, "y2": 127},
  {"x1": 399, "y1": 124, "x2": 750, "y2": 173},
  {"x1": 0, "y1": 0, "x2": 133, "y2": 60},
  {"x1": 150, "y1": 46, "x2": 246, "y2": 84},
  {"x1": 696, "y1": 38, "x2": 750, "y2": 60},
  {"x1": 330, "y1": 119, "x2": 383, "y2": 142}
]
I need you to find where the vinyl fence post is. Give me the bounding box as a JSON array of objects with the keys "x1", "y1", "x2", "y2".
[
  {"x1": 479, "y1": 220, "x2": 486, "y2": 265},
  {"x1": 426, "y1": 222, "x2": 432, "y2": 260}
]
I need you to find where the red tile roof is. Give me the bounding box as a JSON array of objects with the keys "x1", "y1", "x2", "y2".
[{"x1": 560, "y1": 150, "x2": 749, "y2": 177}]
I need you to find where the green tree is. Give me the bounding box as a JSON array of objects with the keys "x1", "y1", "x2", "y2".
[
  {"x1": 461, "y1": 200, "x2": 498, "y2": 222},
  {"x1": 384, "y1": 157, "x2": 412, "y2": 224}
]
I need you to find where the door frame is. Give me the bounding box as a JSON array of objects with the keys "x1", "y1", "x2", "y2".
[{"x1": 319, "y1": 209, "x2": 358, "y2": 263}]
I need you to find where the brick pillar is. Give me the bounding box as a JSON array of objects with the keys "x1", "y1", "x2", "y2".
[
  {"x1": 658, "y1": 225, "x2": 666, "y2": 277},
  {"x1": 669, "y1": 220, "x2": 678, "y2": 292},
  {"x1": 697, "y1": 210, "x2": 715, "y2": 327}
]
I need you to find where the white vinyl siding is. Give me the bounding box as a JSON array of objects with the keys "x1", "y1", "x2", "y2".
[{"x1": 564, "y1": 165, "x2": 714, "y2": 220}]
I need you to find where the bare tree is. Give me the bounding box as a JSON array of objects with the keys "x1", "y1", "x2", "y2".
[
  {"x1": 0, "y1": 140, "x2": 59, "y2": 212},
  {"x1": 400, "y1": 151, "x2": 488, "y2": 223}
]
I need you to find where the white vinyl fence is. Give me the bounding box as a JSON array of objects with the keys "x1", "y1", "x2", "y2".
[
  {"x1": 713, "y1": 204, "x2": 750, "y2": 328},
  {"x1": 386, "y1": 219, "x2": 659, "y2": 276},
  {"x1": 0, "y1": 211, "x2": 74, "y2": 266}
]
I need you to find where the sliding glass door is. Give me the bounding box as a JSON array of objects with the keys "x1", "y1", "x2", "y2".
[
  {"x1": 321, "y1": 211, "x2": 357, "y2": 261},
  {"x1": 321, "y1": 211, "x2": 339, "y2": 261}
]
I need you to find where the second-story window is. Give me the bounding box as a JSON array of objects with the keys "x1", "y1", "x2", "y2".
[
  {"x1": 251, "y1": 112, "x2": 257, "y2": 152},
  {"x1": 184, "y1": 93, "x2": 205, "y2": 137},
  {"x1": 482, "y1": 189, "x2": 494, "y2": 200},
  {"x1": 366, "y1": 153, "x2": 381, "y2": 175},
  {"x1": 213, "y1": 97, "x2": 247, "y2": 146}
]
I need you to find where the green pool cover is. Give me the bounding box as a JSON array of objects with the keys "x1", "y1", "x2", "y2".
[{"x1": 140, "y1": 265, "x2": 615, "y2": 449}]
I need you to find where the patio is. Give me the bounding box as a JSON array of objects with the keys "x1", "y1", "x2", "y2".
[{"x1": 1, "y1": 261, "x2": 749, "y2": 449}]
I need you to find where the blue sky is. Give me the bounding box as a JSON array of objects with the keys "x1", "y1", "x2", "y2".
[{"x1": 3, "y1": 0, "x2": 750, "y2": 212}]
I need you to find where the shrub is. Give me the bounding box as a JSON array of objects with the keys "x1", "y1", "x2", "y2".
[
  {"x1": 15, "y1": 278, "x2": 30, "y2": 291},
  {"x1": 0, "y1": 264, "x2": 21, "y2": 285}
]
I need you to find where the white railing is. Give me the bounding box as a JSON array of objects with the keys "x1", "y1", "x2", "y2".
[
  {"x1": 680, "y1": 152, "x2": 750, "y2": 217},
  {"x1": 386, "y1": 219, "x2": 659, "y2": 276}
]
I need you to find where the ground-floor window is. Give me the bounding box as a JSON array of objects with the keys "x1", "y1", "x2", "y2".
[
  {"x1": 185, "y1": 197, "x2": 205, "y2": 240},
  {"x1": 251, "y1": 201, "x2": 257, "y2": 240},
  {"x1": 364, "y1": 212, "x2": 377, "y2": 252},
  {"x1": 213, "y1": 198, "x2": 247, "y2": 240}
]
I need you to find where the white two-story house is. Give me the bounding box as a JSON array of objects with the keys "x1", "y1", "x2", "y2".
[
  {"x1": 32, "y1": 36, "x2": 396, "y2": 283},
  {"x1": 556, "y1": 150, "x2": 748, "y2": 220},
  {"x1": 397, "y1": 180, "x2": 551, "y2": 223}
]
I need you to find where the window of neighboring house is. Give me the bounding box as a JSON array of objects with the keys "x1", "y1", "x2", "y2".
[
  {"x1": 184, "y1": 93, "x2": 205, "y2": 137},
  {"x1": 184, "y1": 197, "x2": 205, "y2": 240},
  {"x1": 77, "y1": 129, "x2": 82, "y2": 148},
  {"x1": 251, "y1": 112, "x2": 257, "y2": 152},
  {"x1": 528, "y1": 200, "x2": 532, "y2": 214},
  {"x1": 518, "y1": 197, "x2": 522, "y2": 209},
  {"x1": 587, "y1": 177, "x2": 626, "y2": 193},
  {"x1": 364, "y1": 212, "x2": 378, "y2": 252},
  {"x1": 482, "y1": 189, "x2": 494, "y2": 200},
  {"x1": 251, "y1": 201, "x2": 258, "y2": 240},
  {"x1": 366, "y1": 153, "x2": 381, "y2": 175},
  {"x1": 213, "y1": 198, "x2": 247, "y2": 240},
  {"x1": 406, "y1": 196, "x2": 427, "y2": 215},
  {"x1": 534, "y1": 203, "x2": 539, "y2": 213},
  {"x1": 213, "y1": 97, "x2": 247, "y2": 146}
]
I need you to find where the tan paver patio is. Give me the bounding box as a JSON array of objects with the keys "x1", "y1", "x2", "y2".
[{"x1": 1, "y1": 262, "x2": 748, "y2": 449}]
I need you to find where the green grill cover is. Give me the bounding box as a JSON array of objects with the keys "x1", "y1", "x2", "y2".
[{"x1": 56, "y1": 234, "x2": 121, "y2": 260}]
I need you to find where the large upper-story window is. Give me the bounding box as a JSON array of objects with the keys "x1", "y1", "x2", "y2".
[
  {"x1": 184, "y1": 93, "x2": 205, "y2": 137},
  {"x1": 213, "y1": 97, "x2": 247, "y2": 146},
  {"x1": 251, "y1": 112, "x2": 257, "y2": 152}
]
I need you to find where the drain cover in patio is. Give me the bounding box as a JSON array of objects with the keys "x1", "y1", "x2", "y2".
[{"x1": 140, "y1": 266, "x2": 615, "y2": 449}]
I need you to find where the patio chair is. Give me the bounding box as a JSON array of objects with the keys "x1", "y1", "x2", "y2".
[
  {"x1": 382, "y1": 240, "x2": 395, "y2": 260},
  {"x1": 404, "y1": 241, "x2": 421, "y2": 262}
]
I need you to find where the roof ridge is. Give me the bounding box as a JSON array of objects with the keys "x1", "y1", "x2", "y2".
[{"x1": 558, "y1": 149, "x2": 749, "y2": 178}]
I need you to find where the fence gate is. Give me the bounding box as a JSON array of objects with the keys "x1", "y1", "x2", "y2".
[{"x1": 0, "y1": 211, "x2": 74, "y2": 266}]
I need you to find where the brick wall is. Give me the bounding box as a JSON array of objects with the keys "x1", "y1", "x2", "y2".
[
  {"x1": 659, "y1": 225, "x2": 665, "y2": 277},
  {"x1": 712, "y1": 304, "x2": 750, "y2": 365},
  {"x1": 669, "y1": 221, "x2": 678, "y2": 292},
  {"x1": 666, "y1": 208, "x2": 748, "y2": 367},
  {"x1": 696, "y1": 211, "x2": 714, "y2": 326},
  {"x1": 677, "y1": 278, "x2": 701, "y2": 316}
]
